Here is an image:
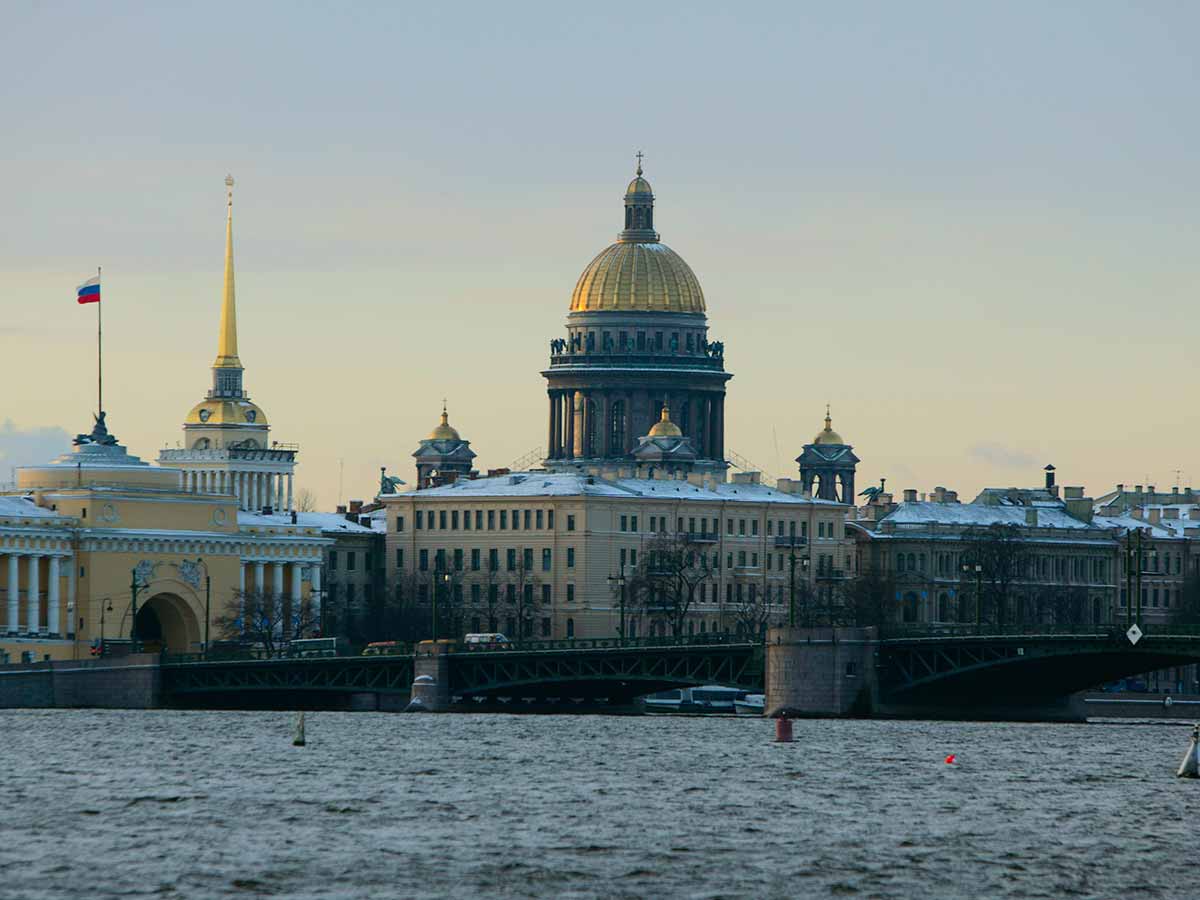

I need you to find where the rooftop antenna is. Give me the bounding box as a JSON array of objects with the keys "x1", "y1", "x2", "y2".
[{"x1": 338, "y1": 458, "x2": 344, "y2": 502}]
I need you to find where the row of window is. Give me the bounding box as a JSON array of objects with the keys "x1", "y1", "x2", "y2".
[
  {"x1": 898, "y1": 551, "x2": 1112, "y2": 585},
  {"x1": 409, "y1": 547, "x2": 577, "y2": 573},
  {"x1": 624, "y1": 515, "x2": 835, "y2": 540},
  {"x1": 408, "y1": 581, "x2": 579, "y2": 606},
  {"x1": 407, "y1": 509, "x2": 576, "y2": 533}
]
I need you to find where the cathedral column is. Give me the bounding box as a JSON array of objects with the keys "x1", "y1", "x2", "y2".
[
  {"x1": 547, "y1": 393, "x2": 557, "y2": 459},
  {"x1": 254, "y1": 561, "x2": 265, "y2": 594},
  {"x1": 598, "y1": 393, "x2": 611, "y2": 457},
  {"x1": 714, "y1": 397, "x2": 725, "y2": 460},
  {"x1": 286, "y1": 474, "x2": 294, "y2": 512},
  {"x1": 272, "y1": 562, "x2": 284, "y2": 599},
  {"x1": 567, "y1": 392, "x2": 578, "y2": 458},
  {"x1": 276, "y1": 473, "x2": 285, "y2": 511},
  {"x1": 624, "y1": 391, "x2": 634, "y2": 455},
  {"x1": 6, "y1": 554, "x2": 19, "y2": 635},
  {"x1": 252, "y1": 474, "x2": 261, "y2": 511},
  {"x1": 289, "y1": 562, "x2": 303, "y2": 637},
  {"x1": 47, "y1": 556, "x2": 60, "y2": 636},
  {"x1": 26, "y1": 555, "x2": 40, "y2": 635}
]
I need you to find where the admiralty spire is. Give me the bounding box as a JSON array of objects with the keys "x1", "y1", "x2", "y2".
[
  {"x1": 542, "y1": 158, "x2": 731, "y2": 473},
  {"x1": 159, "y1": 176, "x2": 299, "y2": 513}
]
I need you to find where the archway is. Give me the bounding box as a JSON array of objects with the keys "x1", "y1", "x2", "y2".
[{"x1": 135, "y1": 593, "x2": 200, "y2": 653}]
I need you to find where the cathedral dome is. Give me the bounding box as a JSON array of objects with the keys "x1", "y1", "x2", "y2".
[
  {"x1": 648, "y1": 404, "x2": 683, "y2": 438},
  {"x1": 570, "y1": 242, "x2": 706, "y2": 314},
  {"x1": 812, "y1": 408, "x2": 844, "y2": 445},
  {"x1": 427, "y1": 407, "x2": 461, "y2": 441},
  {"x1": 186, "y1": 398, "x2": 268, "y2": 427},
  {"x1": 626, "y1": 175, "x2": 653, "y2": 196}
]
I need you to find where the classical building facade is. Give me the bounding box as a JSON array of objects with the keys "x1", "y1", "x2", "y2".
[
  {"x1": 158, "y1": 176, "x2": 299, "y2": 513},
  {"x1": 380, "y1": 471, "x2": 852, "y2": 640},
  {"x1": 542, "y1": 162, "x2": 730, "y2": 474}
]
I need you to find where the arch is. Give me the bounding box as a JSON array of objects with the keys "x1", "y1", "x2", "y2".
[
  {"x1": 566, "y1": 617, "x2": 575, "y2": 638},
  {"x1": 135, "y1": 593, "x2": 200, "y2": 653}
]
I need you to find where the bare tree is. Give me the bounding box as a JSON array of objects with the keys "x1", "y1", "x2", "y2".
[
  {"x1": 1173, "y1": 574, "x2": 1200, "y2": 626},
  {"x1": 507, "y1": 549, "x2": 543, "y2": 639},
  {"x1": 213, "y1": 588, "x2": 319, "y2": 655},
  {"x1": 628, "y1": 532, "x2": 715, "y2": 637},
  {"x1": 961, "y1": 524, "x2": 1031, "y2": 626},
  {"x1": 732, "y1": 581, "x2": 785, "y2": 637},
  {"x1": 295, "y1": 489, "x2": 318, "y2": 513},
  {"x1": 842, "y1": 568, "x2": 897, "y2": 629}
]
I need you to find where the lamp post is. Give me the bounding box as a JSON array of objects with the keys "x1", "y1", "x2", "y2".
[
  {"x1": 434, "y1": 571, "x2": 450, "y2": 641},
  {"x1": 192, "y1": 558, "x2": 212, "y2": 656},
  {"x1": 962, "y1": 562, "x2": 984, "y2": 627},
  {"x1": 98, "y1": 598, "x2": 113, "y2": 655},
  {"x1": 607, "y1": 567, "x2": 627, "y2": 639},
  {"x1": 129, "y1": 568, "x2": 141, "y2": 652}
]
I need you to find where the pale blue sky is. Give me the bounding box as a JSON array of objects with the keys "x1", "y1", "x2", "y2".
[{"x1": 3, "y1": 2, "x2": 1198, "y2": 502}]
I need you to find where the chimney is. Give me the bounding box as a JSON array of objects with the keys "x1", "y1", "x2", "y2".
[
  {"x1": 1044, "y1": 464, "x2": 1056, "y2": 490},
  {"x1": 1025, "y1": 508, "x2": 1038, "y2": 527},
  {"x1": 903, "y1": 489, "x2": 917, "y2": 503},
  {"x1": 336, "y1": 504, "x2": 347, "y2": 515},
  {"x1": 1148, "y1": 485, "x2": 1156, "y2": 496},
  {"x1": 1116, "y1": 483, "x2": 1124, "y2": 492},
  {"x1": 349, "y1": 500, "x2": 363, "y2": 514},
  {"x1": 290, "y1": 510, "x2": 298, "y2": 524},
  {"x1": 1165, "y1": 508, "x2": 1180, "y2": 520},
  {"x1": 1149, "y1": 509, "x2": 1162, "y2": 525},
  {"x1": 1132, "y1": 508, "x2": 1143, "y2": 519},
  {"x1": 1135, "y1": 485, "x2": 1143, "y2": 494}
]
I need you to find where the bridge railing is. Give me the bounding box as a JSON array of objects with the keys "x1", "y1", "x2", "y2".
[{"x1": 881, "y1": 623, "x2": 1200, "y2": 639}]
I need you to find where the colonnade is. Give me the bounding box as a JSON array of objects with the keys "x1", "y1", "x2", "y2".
[
  {"x1": 546, "y1": 389, "x2": 724, "y2": 461},
  {"x1": 241, "y1": 560, "x2": 323, "y2": 625},
  {"x1": 184, "y1": 470, "x2": 294, "y2": 513},
  {"x1": 2, "y1": 552, "x2": 73, "y2": 637}
]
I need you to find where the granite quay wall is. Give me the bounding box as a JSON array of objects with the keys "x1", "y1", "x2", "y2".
[
  {"x1": 0, "y1": 654, "x2": 162, "y2": 709},
  {"x1": 765, "y1": 626, "x2": 879, "y2": 718}
]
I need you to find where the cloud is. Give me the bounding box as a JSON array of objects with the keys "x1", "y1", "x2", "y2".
[
  {"x1": 0, "y1": 420, "x2": 71, "y2": 478},
  {"x1": 968, "y1": 442, "x2": 1036, "y2": 469}
]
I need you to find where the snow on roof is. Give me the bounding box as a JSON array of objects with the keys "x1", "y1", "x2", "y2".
[
  {"x1": 401, "y1": 472, "x2": 841, "y2": 506},
  {"x1": 1093, "y1": 513, "x2": 1196, "y2": 539},
  {"x1": 237, "y1": 510, "x2": 377, "y2": 534},
  {"x1": 0, "y1": 496, "x2": 63, "y2": 520},
  {"x1": 883, "y1": 501, "x2": 1096, "y2": 530}
]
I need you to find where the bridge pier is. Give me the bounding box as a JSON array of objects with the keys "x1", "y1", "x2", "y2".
[
  {"x1": 766, "y1": 627, "x2": 879, "y2": 718},
  {"x1": 408, "y1": 641, "x2": 452, "y2": 712}
]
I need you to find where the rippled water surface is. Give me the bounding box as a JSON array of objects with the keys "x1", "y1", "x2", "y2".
[{"x1": 1, "y1": 711, "x2": 1197, "y2": 899}]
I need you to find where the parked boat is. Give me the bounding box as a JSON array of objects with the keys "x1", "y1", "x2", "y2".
[
  {"x1": 733, "y1": 693, "x2": 765, "y2": 716},
  {"x1": 643, "y1": 685, "x2": 747, "y2": 715}
]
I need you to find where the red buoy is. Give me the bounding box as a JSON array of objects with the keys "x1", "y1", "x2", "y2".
[
  {"x1": 944, "y1": 754, "x2": 956, "y2": 765},
  {"x1": 775, "y1": 716, "x2": 794, "y2": 743}
]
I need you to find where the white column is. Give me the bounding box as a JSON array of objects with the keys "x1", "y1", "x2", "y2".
[
  {"x1": 47, "y1": 556, "x2": 60, "y2": 636},
  {"x1": 309, "y1": 565, "x2": 322, "y2": 632},
  {"x1": 272, "y1": 562, "x2": 284, "y2": 598},
  {"x1": 289, "y1": 562, "x2": 303, "y2": 635},
  {"x1": 251, "y1": 474, "x2": 260, "y2": 511},
  {"x1": 286, "y1": 474, "x2": 294, "y2": 512},
  {"x1": 254, "y1": 562, "x2": 265, "y2": 594},
  {"x1": 67, "y1": 557, "x2": 77, "y2": 638},
  {"x1": 239, "y1": 562, "x2": 246, "y2": 595},
  {"x1": 236, "y1": 472, "x2": 245, "y2": 508},
  {"x1": 26, "y1": 555, "x2": 40, "y2": 635},
  {"x1": 6, "y1": 554, "x2": 18, "y2": 634},
  {"x1": 276, "y1": 474, "x2": 285, "y2": 512},
  {"x1": 264, "y1": 474, "x2": 273, "y2": 510}
]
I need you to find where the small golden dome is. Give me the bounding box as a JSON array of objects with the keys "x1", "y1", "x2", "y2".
[
  {"x1": 185, "y1": 399, "x2": 268, "y2": 427},
  {"x1": 648, "y1": 404, "x2": 683, "y2": 438},
  {"x1": 626, "y1": 175, "x2": 653, "y2": 196},
  {"x1": 812, "y1": 407, "x2": 844, "y2": 445},
  {"x1": 570, "y1": 242, "x2": 706, "y2": 314},
  {"x1": 427, "y1": 405, "x2": 461, "y2": 441}
]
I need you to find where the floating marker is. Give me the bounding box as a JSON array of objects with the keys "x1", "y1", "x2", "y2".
[
  {"x1": 1177, "y1": 724, "x2": 1199, "y2": 778},
  {"x1": 293, "y1": 711, "x2": 307, "y2": 747},
  {"x1": 945, "y1": 754, "x2": 956, "y2": 765},
  {"x1": 775, "y1": 716, "x2": 794, "y2": 743}
]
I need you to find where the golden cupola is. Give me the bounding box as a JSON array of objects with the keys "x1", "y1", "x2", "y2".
[
  {"x1": 647, "y1": 404, "x2": 683, "y2": 438},
  {"x1": 427, "y1": 404, "x2": 461, "y2": 441},
  {"x1": 568, "y1": 158, "x2": 706, "y2": 315},
  {"x1": 812, "y1": 406, "x2": 845, "y2": 445}
]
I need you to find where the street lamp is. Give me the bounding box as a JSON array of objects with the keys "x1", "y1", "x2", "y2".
[
  {"x1": 98, "y1": 598, "x2": 113, "y2": 655},
  {"x1": 962, "y1": 562, "x2": 983, "y2": 627},
  {"x1": 607, "y1": 566, "x2": 627, "y2": 640},
  {"x1": 434, "y1": 571, "x2": 450, "y2": 641},
  {"x1": 192, "y1": 558, "x2": 211, "y2": 656}
]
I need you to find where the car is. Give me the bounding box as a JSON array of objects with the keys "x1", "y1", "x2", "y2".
[{"x1": 463, "y1": 633, "x2": 512, "y2": 649}]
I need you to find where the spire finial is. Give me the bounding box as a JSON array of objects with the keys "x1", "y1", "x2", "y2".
[
  {"x1": 225, "y1": 173, "x2": 234, "y2": 206},
  {"x1": 635, "y1": 150, "x2": 644, "y2": 176},
  {"x1": 825, "y1": 403, "x2": 832, "y2": 430},
  {"x1": 660, "y1": 401, "x2": 669, "y2": 422},
  {"x1": 441, "y1": 398, "x2": 449, "y2": 425}
]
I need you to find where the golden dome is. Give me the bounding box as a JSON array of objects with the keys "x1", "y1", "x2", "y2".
[
  {"x1": 626, "y1": 175, "x2": 653, "y2": 196},
  {"x1": 427, "y1": 405, "x2": 461, "y2": 441},
  {"x1": 648, "y1": 404, "x2": 683, "y2": 438},
  {"x1": 812, "y1": 407, "x2": 844, "y2": 445},
  {"x1": 570, "y1": 242, "x2": 706, "y2": 314},
  {"x1": 185, "y1": 399, "x2": 268, "y2": 427}
]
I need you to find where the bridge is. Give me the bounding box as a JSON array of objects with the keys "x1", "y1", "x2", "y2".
[{"x1": 161, "y1": 635, "x2": 763, "y2": 711}]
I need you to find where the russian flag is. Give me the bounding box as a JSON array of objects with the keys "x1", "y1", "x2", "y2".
[{"x1": 77, "y1": 275, "x2": 101, "y2": 304}]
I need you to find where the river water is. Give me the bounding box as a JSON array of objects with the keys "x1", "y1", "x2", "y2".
[{"x1": 0, "y1": 710, "x2": 1196, "y2": 900}]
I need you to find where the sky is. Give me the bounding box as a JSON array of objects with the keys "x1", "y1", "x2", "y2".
[{"x1": 2, "y1": 2, "x2": 1197, "y2": 505}]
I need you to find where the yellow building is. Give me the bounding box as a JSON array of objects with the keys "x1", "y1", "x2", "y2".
[{"x1": 0, "y1": 177, "x2": 327, "y2": 663}]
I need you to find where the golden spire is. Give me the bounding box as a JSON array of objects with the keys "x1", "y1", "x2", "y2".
[
  {"x1": 635, "y1": 150, "x2": 644, "y2": 176},
  {"x1": 428, "y1": 400, "x2": 461, "y2": 441},
  {"x1": 825, "y1": 402, "x2": 832, "y2": 431},
  {"x1": 214, "y1": 174, "x2": 242, "y2": 369}
]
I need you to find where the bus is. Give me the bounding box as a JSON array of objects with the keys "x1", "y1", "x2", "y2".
[{"x1": 288, "y1": 637, "x2": 345, "y2": 658}]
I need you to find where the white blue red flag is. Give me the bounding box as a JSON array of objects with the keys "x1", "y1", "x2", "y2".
[{"x1": 77, "y1": 275, "x2": 101, "y2": 304}]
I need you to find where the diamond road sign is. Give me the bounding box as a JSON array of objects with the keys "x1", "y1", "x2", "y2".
[{"x1": 1126, "y1": 624, "x2": 1143, "y2": 645}]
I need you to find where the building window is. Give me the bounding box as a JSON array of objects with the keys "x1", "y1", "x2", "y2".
[
  {"x1": 542, "y1": 548, "x2": 552, "y2": 571},
  {"x1": 567, "y1": 515, "x2": 576, "y2": 531},
  {"x1": 541, "y1": 617, "x2": 551, "y2": 637},
  {"x1": 395, "y1": 516, "x2": 405, "y2": 532},
  {"x1": 415, "y1": 511, "x2": 424, "y2": 529},
  {"x1": 506, "y1": 549, "x2": 516, "y2": 571},
  {"x1": 511, "y1": 509, "x2": 520, "y2": 530},
  {"x1": 450, "y1": 510, "x2": 458, "y2": 529},
  {"x1": 488, "y1": 548, "x2": 499, "y2": 571},
  {"x1": 524, "y1": 510, "x2": 532, "y2": 530},
  {"x1": 395, "y1": 548, "x2": 403, "y2": 568},
  {"x1": 631, "y1": 515, "x2": 638, "y2": 532},
  {"x1": 507, "y1": 584, "x2": 516, "y2": 603},
  {"x1": 439, "y1": 511, "x2": 447, "y2": 530},
  {"x1": 435, "y1": 549, "x2": 446, "y2": 572},
  {"x1": 752, "y1": 520, "x2": 759, "y2": 536},
  {"x1": 566, "y1": 618, "x2": 575, "y2": 638},
  {"x1": 329, "y1": 551, "x2": 339, "y2": 571},
  {"x1": 629, "y1": 549, "x2": 637, "y2": 566},
  {"x1": 536, "y1": 510, "x2": 544, "y2": 529},
  {"x1": 620, "y1": 548, "x2": 627, "y2": 568},
  {"x1": 500, "y1": 510, "x2": 508, "y2": 530},
  {"x1": 620, "y1": 515, "x2": 628, "y2": 532},
  {"x1": 523, "y1": 548, "x2": 534, "y2": 571},
  {"x1": 567, "y1": 584, "x2": 575, "y2": 603},
  {"x1": 454, "y1": 549, "x2": 463, "y2": 571},
  {"x1": 739, "y1": 519, "x2": 746, "y2": 536},
  {"x1": 727, "y1": 519, "x2": 734, "y2": 535},
  {"x1": 464, "y1": 512, "x2": 472, "y2": 531},
  {"x1": 418, "y1": 549, "x2": 428, "y2": 572},
  {"x1": 347, "y1": 552, "x2": 357, "y2": 571},
  {"x1": 649, "y1": 516, "x2": 656, "y2": 532},
  {"x1": 487, "y1": 510, "x2": 495, "y2": 530},
  {"x1": 548, "y1": 510, "x2": 555, "y2": 529},
  {"x1": 567, "y1": 547, "x2": 575, "y2": 568},
  {"x1": 542, "y1": 584, "x2": 551, "y2": 605},
  {"x1": 471, "y1": 548, "x2": 480, "y2": 571},
  {"x1": 471, "y1": 583, "x2": 481, "y2": 604}
]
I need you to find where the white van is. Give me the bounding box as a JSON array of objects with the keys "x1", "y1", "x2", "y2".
[{"x1": 463, "y1": 633, "x2": 512, "y2": 648}]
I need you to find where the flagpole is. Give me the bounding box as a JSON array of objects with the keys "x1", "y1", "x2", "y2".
[{"x1": 97, "y1": 265, "x2": 102, "y2": 416}]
